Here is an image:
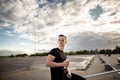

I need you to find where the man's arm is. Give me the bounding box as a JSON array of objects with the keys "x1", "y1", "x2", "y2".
[
  {"x1": 46, "y1": 54, "x2": 69, "y2": 67},
  {"x1": 66, "y1": 67, "x2": 72, "y2": 78},
  {"x1": 67, "y1": 67, "x2": 71, "y2": 74}
]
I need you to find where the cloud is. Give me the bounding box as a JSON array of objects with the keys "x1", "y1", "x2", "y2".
[
  {"x1": 19, "y1": 42, "x2": 27, "y2": 46},
  {"x1": 66, "y1": 31, "x2": 120, "y2": 51},
  {"x1": 19, "y1": 33, "x2": 34, "y2": 41},
  {"x1": 0, "y1": 0, "x2": 120, "y2": 52},
  {"x1": 111, "y1": 20, "x2": 120, "y2": 24},
  {"x1": 98, "y1": 1, "x2": 120, "y2": 23},
  {"x1": 4, "y1": 30, "x2": 14, "y2": 36}
]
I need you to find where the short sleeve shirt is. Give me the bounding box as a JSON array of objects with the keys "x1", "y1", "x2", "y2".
[{"x1": 49, "y1": 48, "x2": 66, "y2": 80}]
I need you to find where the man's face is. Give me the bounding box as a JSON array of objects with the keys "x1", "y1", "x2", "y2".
[{"x1": 58, "y1": 36, "x2": 66, "y2": 47}]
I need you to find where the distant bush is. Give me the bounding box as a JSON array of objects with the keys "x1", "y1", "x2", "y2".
[
  {"x1": 8, "y1": 54, "x2": 15, "y2": 57},
  {"x1": 67, "y1": 50, "x2": 89, "y2": 55},
  {"x1": 0, "y1": 56, "x2": 7, "y2": 58},
  {"x1": 29, "y1": 52, "x2": 48, "y2": 57},
  {"x1": 99, "y1": 49, "x2": 106, "y2": 54},
  {"x1": 67, "y1": 51, "x2": 76, "y2": 55},
  {"x1": 15, "y1": 53, "x2": 28, "y2": 57}
]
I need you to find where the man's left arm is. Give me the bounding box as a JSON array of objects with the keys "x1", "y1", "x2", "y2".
[{"x1": 67, "y1": 67, "x2": 72, "y2": 78}]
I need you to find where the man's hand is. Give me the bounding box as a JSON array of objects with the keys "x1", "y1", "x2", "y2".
[
  {"x1": 67, "y1": 73, "x2": 72, "y2": 79},
  {"x1": 62, "y1": 60, "x2": 69, "y2": 67}
]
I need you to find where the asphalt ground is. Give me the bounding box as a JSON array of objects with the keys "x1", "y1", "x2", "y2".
[{"x1": 0, "y1": 54, "x2": 120, "y2": 80}]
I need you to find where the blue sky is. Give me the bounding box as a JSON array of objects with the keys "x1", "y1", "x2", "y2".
[
  {"x1": 0, "y1": 27, "x2": 33, "y2": 52},
  {"x1": 0, "y1": 0, "x2": 120, "y2": 55}
]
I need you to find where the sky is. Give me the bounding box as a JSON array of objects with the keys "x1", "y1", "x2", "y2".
[{"x1": 0, "y1": 0, "x2": 120, "y2": 56}]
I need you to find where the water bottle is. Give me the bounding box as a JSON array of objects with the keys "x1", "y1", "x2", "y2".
[{"x1": 64, "y1": 57, "x2": 70, "y2": 69}]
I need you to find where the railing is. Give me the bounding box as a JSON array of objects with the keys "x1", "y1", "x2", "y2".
[{"x1": 84, "y1": 69, "x2": 120, "y2": 78}]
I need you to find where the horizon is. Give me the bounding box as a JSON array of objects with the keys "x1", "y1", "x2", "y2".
[{"x1": 0, "y1": 45, "x2": 119, "y2": 56}]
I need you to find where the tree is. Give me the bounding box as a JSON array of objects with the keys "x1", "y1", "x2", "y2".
[{"x1": 115, "y1": 46, "x2": 120, "y2": 54}]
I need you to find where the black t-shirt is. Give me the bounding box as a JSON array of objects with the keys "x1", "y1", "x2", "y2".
[{"x1": 49, "y1": 48, "x2": 66, "y2": 80}]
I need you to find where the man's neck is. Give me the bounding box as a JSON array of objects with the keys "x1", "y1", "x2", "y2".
[{"x1": 58, "y1": 46, "x2": 64, "y2": 51}]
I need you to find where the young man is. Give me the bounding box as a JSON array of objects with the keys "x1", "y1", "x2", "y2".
[{"x1": 46, "y1": 34, "x2": 86, "y2": 80}]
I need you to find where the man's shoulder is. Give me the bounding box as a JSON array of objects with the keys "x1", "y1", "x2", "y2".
[
  {"x1": 50, "y1": 48, "x2": 58, "y2": 51},
  {"x1": 49, "y1": 48, "x2": 58, "y2": 56}
]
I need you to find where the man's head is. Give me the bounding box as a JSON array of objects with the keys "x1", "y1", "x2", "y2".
[{"x1": 58, "y1": 34, "x2": 67, "y2": 48}]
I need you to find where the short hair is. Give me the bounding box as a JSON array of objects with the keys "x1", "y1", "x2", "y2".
[{"x1": 59, "y1": 34, "x2": 66, "y2": 39}]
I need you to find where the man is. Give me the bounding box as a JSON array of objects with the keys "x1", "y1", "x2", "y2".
[{"x1": 46, "y1": 34, "x2": 86, "y2": 80}]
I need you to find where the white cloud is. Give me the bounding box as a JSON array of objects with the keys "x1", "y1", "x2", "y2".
[
  {"x1": 19, "y1": 33, "x2": 34, "y2": 41},
  {"x1": 19, "y1": 42, "x2": 27, "y2": 46},
  {"x1": 0, "y1": 0, "x2": 120, "y2": 52},
  {"x1": 4, "y1": 30, "x2": 14, "y2": 36}
]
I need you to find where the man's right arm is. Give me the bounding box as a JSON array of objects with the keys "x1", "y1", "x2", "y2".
[{"x1": 46, "y1": 54, "x2": 69, "y2": 67}]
